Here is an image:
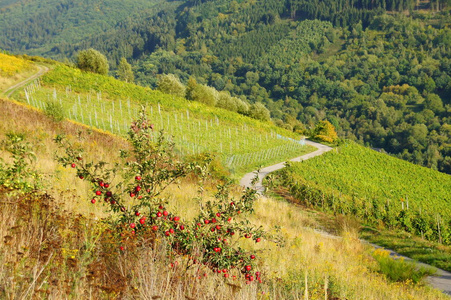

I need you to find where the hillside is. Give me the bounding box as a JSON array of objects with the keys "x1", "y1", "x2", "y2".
[
  {"x1": 1, "y1": 1, "x2": 450, "y2": 173},
  {"x1": 269, "y1": 140, "x2": 451, "y2": 269},
  {"x1": 0, "y1": 62, "x2": 449, "y2": 298},
  {"x1": 0, "y1": 0, "x2": 172, "y2": 56},
  {"x1": 5, "y1": 56, "x2": 315, "y2": 177}
]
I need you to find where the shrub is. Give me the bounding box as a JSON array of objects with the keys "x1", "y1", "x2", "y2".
[
  {"x1": 117, "y1": 57, "x2": 134, "y2": 83},
  {"x1": 372, "y1": 249, "x2": 436, "y2": 284},
  {"x1": 44, "y1": 100, "x2": 65, "y2": 122},
  {"x1": 190, "y1": 84, "x2": 219, "y2": 107},
  {"x1": 55, "y1": 110, "x2": 267, "y2": 284},
  {"x1": 157, "y1": 74, "x2": 186, "y2": 97},
  {"x1": 313, "y1": 120, "x2": 338, "y2": 143},
  {"x1": 248, "y1": 102, "x2": 271, "y2": 122},
  {"x1": 76, "y1": 48, "x2": 109, "y2": 75},
  {"x1": 0, "y1": 133, "x2": 41, "y2": 192}
]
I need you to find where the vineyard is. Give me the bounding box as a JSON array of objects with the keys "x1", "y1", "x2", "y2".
[
  {"x1": 13, "y1": 64, "x2": 314, "y2": 175},
  {"x1": 271, "y1": 141, "x2": 451, "y2": 245}
]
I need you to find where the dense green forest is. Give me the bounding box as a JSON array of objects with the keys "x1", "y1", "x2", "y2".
[
  {"x1": 0, "y1": 0, "x2": 169, "y2": 55},
  {"x1": 0, "y1": 0, "x2": 450, "y2": 173}
]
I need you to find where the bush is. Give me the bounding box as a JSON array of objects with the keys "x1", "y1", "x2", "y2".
[
  {"x1": 248, "y1": 102, "x2": 271, "y2": 122},
  {"x1": 157, "y1": 74, "x2": 186, "y2": 97},
  {"x1": 55, "y1": 110, "x2": 267, "y2": 284},
  {"x1": 0, "y1": 133, "x2": 41, "y2": 192},
  {"x1": 372, "y1": 249, "x2": 436, "y2": 284},
  {"x1": 76, "y1": 48, "x2": 109, "y2": 75},
  {"x1": 191, "y1": 84, "x2": 219, "y2": 107},
  {"x1": 44, "y1": 100, "x2": 65, "y2": 122},
  {"x1": 313, "y1": 120, "x2": 338, "y2": 143}
]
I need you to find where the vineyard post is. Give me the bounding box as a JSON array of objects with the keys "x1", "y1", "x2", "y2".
[{"x1": 437, "y1": 214, "x2": 442, "y2": 243}]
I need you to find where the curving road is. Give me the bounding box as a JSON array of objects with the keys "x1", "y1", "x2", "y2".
[
  {"x1": 3, "y1": 65, "x2": 49, "y2": 98},
  {"x1": 240, "y1": 140, "x2": 332, "y2": 194},
  {"x1": 240, "y1": 140, "x2": 451, "y2": 296}
]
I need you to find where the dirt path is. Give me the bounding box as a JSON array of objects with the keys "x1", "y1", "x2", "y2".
[
  {"x1": 240, "y1": 140, "x2": 333, "y2": 194},
  {"x1": 3, "y1": 65, "x2": 49, "y2": 98},
  {"x1": 240, "y1": 140, "x2": 451, "y2": 296}
]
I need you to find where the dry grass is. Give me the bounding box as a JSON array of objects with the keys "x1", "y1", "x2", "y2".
[
  {"x1": 1, "y1": 97, "x2": 449, "y2": 299},
  {"x1": 0, "y1": 53, "x2": 37, "y2": 92}
]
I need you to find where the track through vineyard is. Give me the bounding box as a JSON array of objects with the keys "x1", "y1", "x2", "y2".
[
  {"x1": 4, "y1": 65, "x2": 49, "y2": 97},
  {"x1": 241, "y1": 142, "x2": 451, "y2": 296}
]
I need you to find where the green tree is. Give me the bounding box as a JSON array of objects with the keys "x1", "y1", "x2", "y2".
[
  {"x1": 190, "y1": 84, "x2": 219, "y2": 107},
  {"x1": 76, "y1": 48, "x2": 109, "y2": 75},
  {"x1": 117, "y1": 57, "x2": 134, "y2": 83},
  {"x1": 248, "y1": 102, "x2": 271, "y2": 122},
  {"x1": 157, "y1": 74, "x2": 186, "y2": 98},
  {"x1": 424, "y1": 93, "x2": 444, "y2": 114}
]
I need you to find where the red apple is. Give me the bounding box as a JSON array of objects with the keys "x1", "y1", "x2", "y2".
[
  {"x1": 71, "y1": 163, "x2": 76, "y2": 168},
  {"x1": 256, "y1": 238, "x2": 261, "y2": 243},
  {"x1": 152, "y1": 225, "x2": 158, "y2": 231},
  {"x1": 130, "y1": 223, "x2": 136, "y2": 229},
  {"x1": 156, "y1": 212, "x2": 162, "y2": 217},
  {"x1": 95, "y1": 191, "x2": 102, "y2": 196},
  {"x1": 245, "y1": 265, "x2": 251, "y2": 271},
  {"x1": 91, "y1": 199, "x2": 96, "y2": 204},
  {"x1": 135, "y1": 211, "x2": 140, "y2": 216},
  {"x1": 250, "y1": 255, "x2": 256, "y2": 259},
  {"x1": 139, "y1": 218, "x2": 145, "y2": 225}
]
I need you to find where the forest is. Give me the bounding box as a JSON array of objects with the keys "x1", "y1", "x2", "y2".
[{"x1": 0, "y1": 0, "x2": 450, "y2": 173}]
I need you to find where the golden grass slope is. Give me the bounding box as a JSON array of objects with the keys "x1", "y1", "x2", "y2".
[{"x1": 0, "y1": 53, "x2": 37, "y2": 92}]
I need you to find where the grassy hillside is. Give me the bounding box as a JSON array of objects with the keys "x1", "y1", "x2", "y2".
[
  {"x1": 10, "y1": 62, "x2": 315, "y2": 176},
  {"x1": 0, "y1": 52, "x2": 37, "y2": 92},
  {"x1": 269, "y1": 141, "x2": 451, "y2": 269},
  {"x1": 1, "y1": 96, "x2": 448, "y2": 299}
]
